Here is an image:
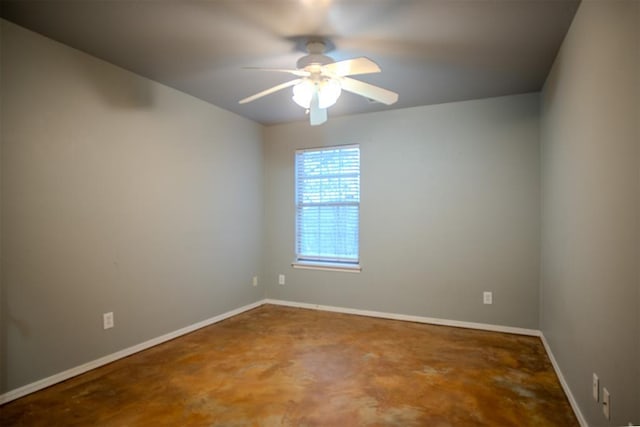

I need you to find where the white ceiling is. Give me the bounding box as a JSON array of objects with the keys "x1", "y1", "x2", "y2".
[{"x1": 0, "y1": 0, "x2": 579, "y2": 125}]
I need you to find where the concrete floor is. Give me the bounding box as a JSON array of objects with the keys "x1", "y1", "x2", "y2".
[{"x1": 1, "y1": 304, "x2": 578, "y2": 426}]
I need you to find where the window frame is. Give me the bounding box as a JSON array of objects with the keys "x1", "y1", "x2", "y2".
[{"x1": 292, "y1": 144, "x2": 361, "y2": 272}]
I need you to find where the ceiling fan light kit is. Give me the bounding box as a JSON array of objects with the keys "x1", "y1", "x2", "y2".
[
  {"x1": 239, "y1": 40, "x2": 398, "y2": 126},
  {"x1": 292, "y1": 77, "x2": 341, "y2": 109}
]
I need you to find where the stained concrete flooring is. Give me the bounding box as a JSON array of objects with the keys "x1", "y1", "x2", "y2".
[{"x1": 1, "y1": 304, "x2": 578, "y2": 426}]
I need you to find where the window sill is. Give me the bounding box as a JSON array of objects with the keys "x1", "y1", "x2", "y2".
[{"x1": 292, "y1": 261, "x2": 361, "y2": 273}]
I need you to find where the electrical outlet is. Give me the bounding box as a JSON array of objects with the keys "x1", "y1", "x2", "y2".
[
  {"x1": 103, "y1": 312, "x2": 114, "y2": 330},
  {"x1": 483, "y1": 291, "x2": 493, "y2": 305},
  {"x1": 252, "y1": 276, "x2": 258, "y2": 287},
  {"x1": 592, "y1": 373, "x2": 599, "y2": 401},
  {"x1": 602, "y1": 387, "x2": 610, "y2": 420},
  {"x1": 278, "y1": 274, "x2": 285, "y2": 285}
]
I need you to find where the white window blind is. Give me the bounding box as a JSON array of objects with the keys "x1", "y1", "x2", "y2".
[{"x1": 295, "y1": 145, "x2": 360, "y2": 265}]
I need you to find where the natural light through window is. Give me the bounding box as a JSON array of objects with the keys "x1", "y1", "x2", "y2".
[{"x1": 294, "y1": 145, "x2": 360, "y2": 272}]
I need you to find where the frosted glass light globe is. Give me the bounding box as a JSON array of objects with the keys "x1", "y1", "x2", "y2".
[{"x1": 292, "y1": 77, "x2": 341, "y2": 109}]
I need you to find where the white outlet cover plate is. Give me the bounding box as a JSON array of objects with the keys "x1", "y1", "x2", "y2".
[
  {"x1": 483, "y1": 292, "x2": 493, "y2": 304},
  {"x1": 103, "y1": 312, "x2": 114, "y2": 330},
  {"x1": 592, "y1": 373, "x2": 599, "y2": 401},
  {"x1": 602, "y1": 387, "x2": 610, "y2": 420}
]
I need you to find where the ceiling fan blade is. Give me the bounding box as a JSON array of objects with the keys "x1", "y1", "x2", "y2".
[
  {"x1": 309, "y1": 90, "x2": 327, "y2": 126},
  {"x1": 243, "y1": 67, "x2": 310, "y2": 77},
  {"x1": 239, "y1": 79, "x2": 301, "y2": 104},
  {"x1": 322, "y1": 57, "x2": 381, "y2": 77},
  {"x1": 341, "y1": 77, "x2": 398, "y2": 105}
]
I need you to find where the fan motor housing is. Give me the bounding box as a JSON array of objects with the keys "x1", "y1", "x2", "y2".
[{"x1": 297, "y1": 54, "x2": 333, "y2": 70}]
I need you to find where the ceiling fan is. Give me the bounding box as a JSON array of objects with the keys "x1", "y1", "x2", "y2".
[{"x1": 239, "y1": 40, "x2": 398, "y2": 126}]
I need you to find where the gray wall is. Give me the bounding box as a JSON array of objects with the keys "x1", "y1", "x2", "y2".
[
  {"x1": 0, "y1": 20, "x2": 264, "y2": 392},
  {"x1": 540, "y1": 1, "x2": 640, "y2": 425},
  {"x1": 263, "y1": 94, "x2": 541, "y2": 329}
]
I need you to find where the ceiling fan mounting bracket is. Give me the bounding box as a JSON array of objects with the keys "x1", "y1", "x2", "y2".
[{"x1": 305, "y1": 40, "x2": 326, "y2": 54}]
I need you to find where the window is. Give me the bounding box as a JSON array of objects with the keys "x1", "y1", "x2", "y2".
[{"x1": 294, "y1": 145, "x2": 360, "y2": 271}]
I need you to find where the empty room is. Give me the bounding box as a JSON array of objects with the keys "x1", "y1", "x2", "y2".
[{"x1": 0, "y1": 1, "x2": 638, "y2": 426}]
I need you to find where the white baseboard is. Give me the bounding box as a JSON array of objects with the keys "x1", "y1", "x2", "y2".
[
  {"x1": 264, "y1": 298, "x2": 540, "y2": 336},
  {"x1": 0, "y1": 299, "x2": 266, "y2": 405},
  {"x1": 539, "y1": 333, "x2": 589, "y2": 427}
]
